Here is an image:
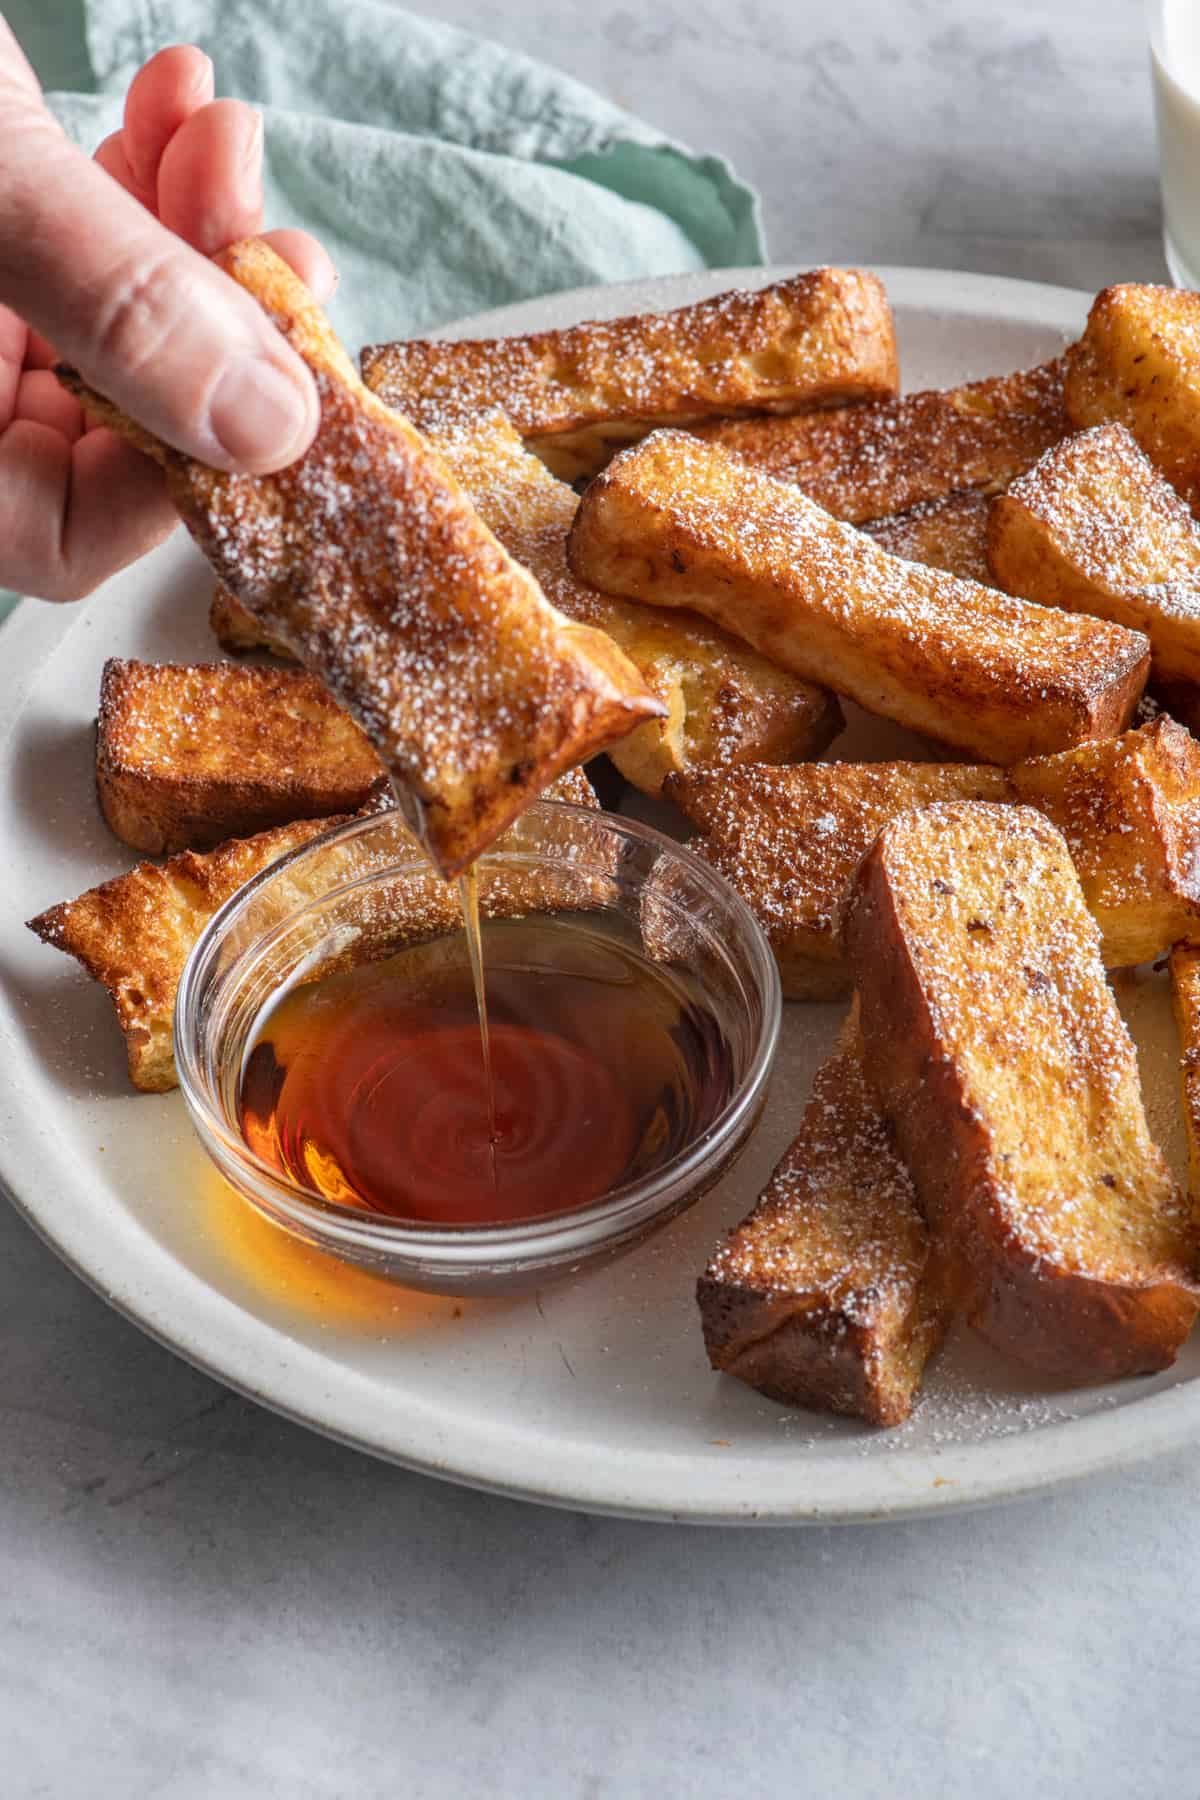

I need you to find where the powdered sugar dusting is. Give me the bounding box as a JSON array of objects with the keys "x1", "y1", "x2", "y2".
[
  {"x1": 856, "y1": 800, "x2": 1195, "y2": 1281},
  {"x1": 672, "y1": 760, "x2": 1011, "y2": 954},
  {"x1": 172, "y1": 369, "x2": 654, "y2": 867},
  {"x1": 695, "y1": 358, "x2": 1070, "y2": 522},
  {"x1": 362, "y1": 268, "x2": 897, "y2": 437},
  {"x1": 997, "y1": 422, "x2": 1200, "y2": 620},
  {"x1": 863, "y1": 489, "x2": 993, "y2": 583},
  {"x1": 572, "y1": 430, "x2": 1148, "y2": 762}
]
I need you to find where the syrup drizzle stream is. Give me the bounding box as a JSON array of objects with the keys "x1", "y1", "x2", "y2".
[{"x1": 457, "y1": 865, "x2": 498, "y2": 1172}]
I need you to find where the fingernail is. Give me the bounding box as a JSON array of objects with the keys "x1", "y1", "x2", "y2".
[{"x1": 209, "y1": 355, "x2": 316, "y2": 470}]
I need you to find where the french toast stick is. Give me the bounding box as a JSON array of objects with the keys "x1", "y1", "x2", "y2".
[
  {"x1": 208, "y1": 414, "x2": 843, "y2": 794},
  {"x1": 669, "y1": 719, "x2": 1200, "y2": 993},
  {"x1": 57, "y1": 238, "x2": 661, "y2": 877},
  {"x1": 27, "y1": 769, "x2": 597, "y2": 1094},
  {"x1": 361, "y1": 268, "x2": 899, "y2": 481},
  {"x1": 863, "y1": 490, "x2": 992, "y2": 584},
  {"x1": 691, "y1": 359, "x2": 1069, "y2": 521},
  {"x1": 97, "y1": 658, "x2": 385, "y2": 853},
  {"x1": 1064, "y1": 283, "x2": 1200, "y2": 509},
  {"x1": 847, "y1": 801, "x2": 1200, "y2": 1381},
  {"x1": 28, "y1": 814, "x2": 347, "y2": 1092},
  {"x1": 989, "y1": 424, "x2": 1200, "y2": 686},
  {"x1": 1170, "y1": 944, "x2": 1200, "y2": 1217},
  {"x1": 698, "y1": 1003, "x2": 949, "y2": 1426},
  {"x1": 569, "y1": 431, "x2": 1150, "y2": 764}
]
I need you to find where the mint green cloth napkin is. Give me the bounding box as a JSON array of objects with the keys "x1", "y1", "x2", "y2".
[{"x1": 0, "y1": 1, "x2": 762, "y2": 626}]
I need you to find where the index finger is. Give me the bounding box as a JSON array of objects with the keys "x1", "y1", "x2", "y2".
[{"x1": 122, "y1": 45, "x2": 214, "y2": 197}]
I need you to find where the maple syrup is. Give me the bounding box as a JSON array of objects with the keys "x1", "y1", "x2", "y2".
[
  {"x1": 457, "y1": 866, "x2": 497, "y2": 1161},
  {"x1": 239, "y1": 914, "x2": 735, "y2": 1227}
]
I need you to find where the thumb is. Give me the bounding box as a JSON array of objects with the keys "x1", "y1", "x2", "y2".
[{"x1": 0, "y1": 34, "x2": 318, "y2": 474}]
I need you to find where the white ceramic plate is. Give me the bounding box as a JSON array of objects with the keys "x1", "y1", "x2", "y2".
[{"x1": 2, "y1": 266, "x2": 1197, "y2": 1524}]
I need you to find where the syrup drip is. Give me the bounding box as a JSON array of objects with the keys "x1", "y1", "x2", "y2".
[{"x1": 457, "y1": 864, "x2": 497, "y2": 1170}]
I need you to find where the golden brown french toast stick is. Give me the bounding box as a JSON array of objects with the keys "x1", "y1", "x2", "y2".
[
  {"x1": 361, "y1": 268, "x2": 899, "y2": 481},
  {"x1": 692, "y1": 360, "x2": 1069, "y2": 521},
  {"x1": 847, "y1": 801, "x2": 1199, "y2": 1381},
  {"x1": 57, "y1": 238, "x2": 660, "y2": 877},
  {"x1": 96, "y1": 658, "x2": 386, "y2": 854},
  {"x1": 698, "y1": 1004, "x2": 949, "y2": 1426},
  {"x1": 570, "y1": 431, "x2": 1150, "y2": 763},
  {"x1": 27, "y1": 815, "x2": 345, "y2": 1092},
  {"x1": 989, "y1": 424, "x2": 1200, "y2": 685},
  {"x1": 1064, "y1": 283, "x2": 1200, "y2": 509}
]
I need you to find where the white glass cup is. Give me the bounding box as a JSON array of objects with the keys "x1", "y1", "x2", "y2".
[{"x1": 1150, "y1": 0, "x2": 1200, "y2": 288}]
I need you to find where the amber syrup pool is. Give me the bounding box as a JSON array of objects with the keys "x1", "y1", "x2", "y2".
[{"x1": 238, "y1": 914, "x2": 736, "y2": 1227}]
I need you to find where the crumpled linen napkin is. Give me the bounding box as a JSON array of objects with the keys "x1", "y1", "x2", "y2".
[{"x1": 0, "y1": 0, "x2": 763, "y2": 624}]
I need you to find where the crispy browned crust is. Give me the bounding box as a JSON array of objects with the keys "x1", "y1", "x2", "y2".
[
  {"x1": 1064, "y1": 284, "x2": 1200, "y2": 509},
  {"x1": 27, "y1": 814, "x2": 344, "y2": 1091},
  {"x1": 27, "y1": 768, "x2": 598, "y2": 1094},
  {"x1": 569, "y1": 430, "x2": 1150, "y2": 764},
  {"x1": 692, "y1": 359, "x2": 1070, "y2": 522},
  {"x1": 847, "y1": 801, "x2": 1200, "y2": 1381},
  {"x1": 425, "y1": 410, "x2": 841, "y2": 792},
  {"x1": 698, "y1": 1004, "x2": 949, "y2": 1426},
  {"x1": 669, "y1": 720, "x2": 1200, "y2": 992},
  {"x1": 361, "y1": 268, "x2": 899, "y2": 477},
  {"x1": 1170, "y1": 944, "x2": 1200, "y2": 1219},
  {"x1": 863, "y1": 490, "x2": 993, "y2": 584},
  {"x1": 57, "y1": 238, "x2": 660, "y2": 877},
  {"x1": 96, "y1": 658, "x2": 386, "y2": 853},
  {"x1": 989, "y1": 424, "x2": 1200, "y2": 686},
  {"x1": 667, "y1": 760, "x2": 1013, "y2": 998},
  {"x1": 1007, "y1": 717, "x2": 1200, "y2": 967}
]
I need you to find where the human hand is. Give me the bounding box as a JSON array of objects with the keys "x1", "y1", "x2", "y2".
[{"x1": 0, "y1": 29, "x2": 337, "y2": 601}]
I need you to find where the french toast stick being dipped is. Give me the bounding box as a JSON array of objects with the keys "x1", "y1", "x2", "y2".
[
  {"x1": 569, "y1": 431, "x2": 1150, "y2": 764},
  {"x1": 362, "y1": 268, "x2": 899, "y2": 482},
  {"x1": 56, "y1": 238, "x2": 662, "y2": 876},
  {"x1": 698, "y1": 1003, "x2": 949, "y2": 1426},
  {"x1": 668, "y1": 718, "x2": 1200, "y2": 996},
  {"x1": 846, "y1": 801, "x2": 1200, "y2": 1381}
]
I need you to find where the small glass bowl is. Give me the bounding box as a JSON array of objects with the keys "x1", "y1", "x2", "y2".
[{"x1": 175, "y1": 801, "x2": 781, "y2": 1294}]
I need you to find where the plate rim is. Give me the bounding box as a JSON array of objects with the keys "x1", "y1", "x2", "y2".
[{"x1": 4, "y1": 262, "x2": 1198, "y2": 1526}]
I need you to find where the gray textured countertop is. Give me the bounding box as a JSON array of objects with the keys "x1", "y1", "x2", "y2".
[{"x1": 5, "y1": 3, "x2": 1198, "y2": 1796}]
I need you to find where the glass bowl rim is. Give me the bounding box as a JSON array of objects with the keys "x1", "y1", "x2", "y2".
[{"x1": 173, "y1": 798, "x2": 782, "y2": 1253}]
